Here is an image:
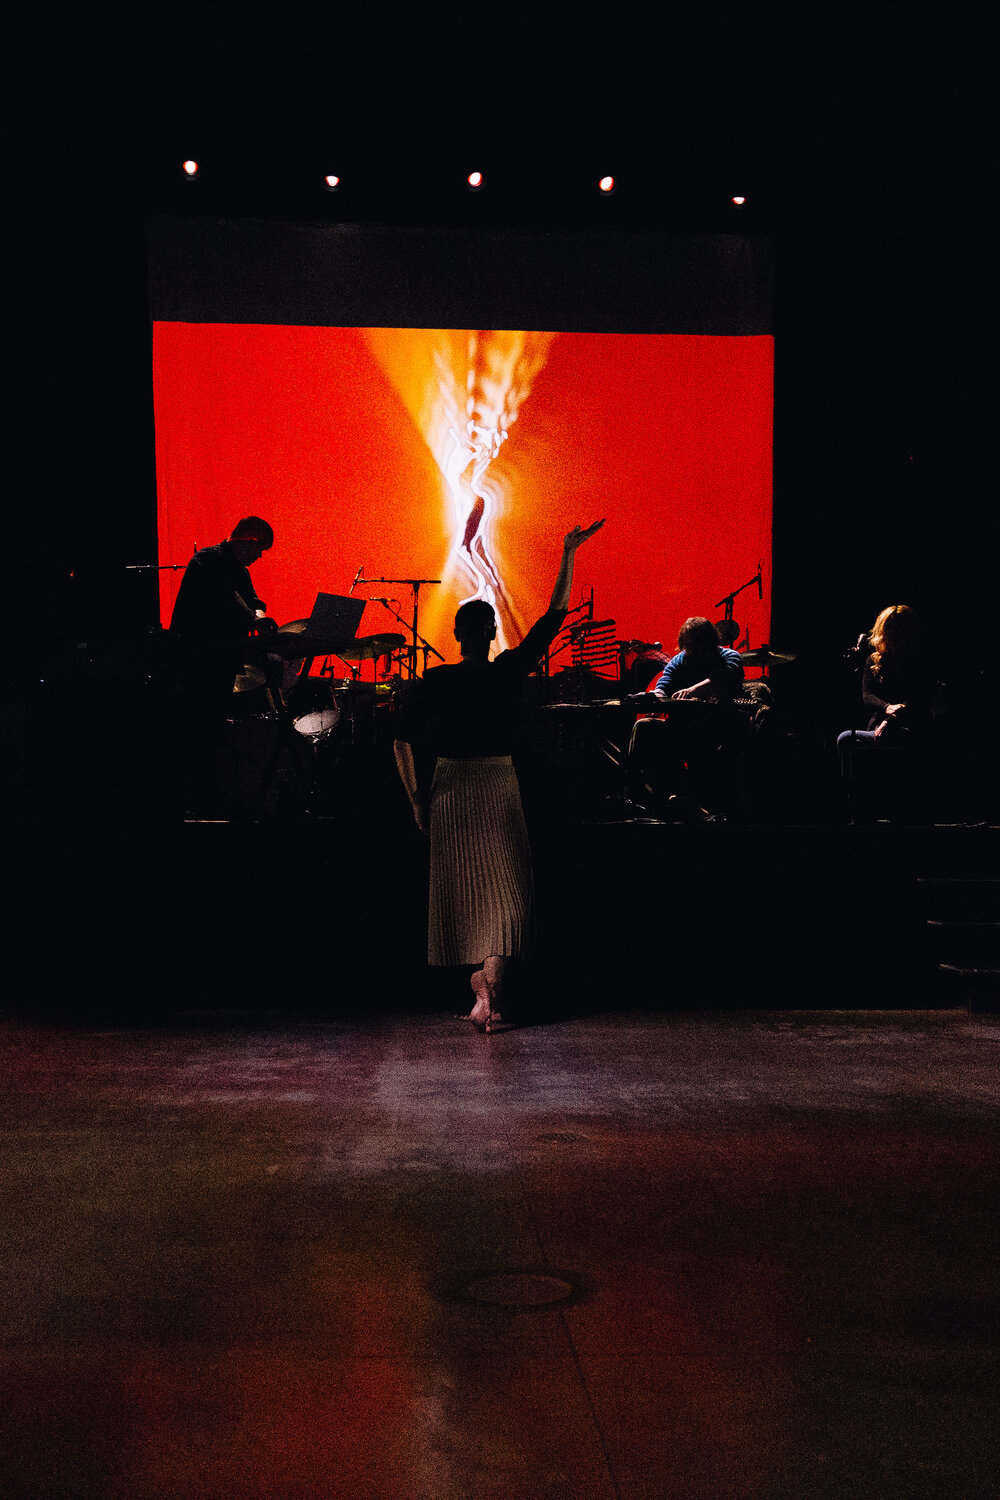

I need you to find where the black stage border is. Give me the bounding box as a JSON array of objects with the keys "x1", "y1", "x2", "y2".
[{"x1": 147, "y1": 216, "x2": 773, "y2": 335}]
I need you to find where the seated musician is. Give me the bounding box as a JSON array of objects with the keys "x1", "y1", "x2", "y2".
[
  {"x1": 651, "y1": 616, "x2": 745, "y2": 703},
  {"x1": 836, "y1": 604, "x2": 938, "y2": 821},
  {"x1": 628, "y1": 616, "x2": 745, "y2": 820}
]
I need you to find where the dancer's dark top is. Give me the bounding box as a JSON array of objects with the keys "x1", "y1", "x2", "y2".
[
  {"x1": 397, "y1": 608, "x2": 566, "y2": 758},
  {"x1": 170, "y1": 541, "x2": 263, "y2": 653}
]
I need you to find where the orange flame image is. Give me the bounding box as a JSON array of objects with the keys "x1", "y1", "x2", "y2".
[{"x1": 362, "y1": 328, "x2": 556, "y2": 651}]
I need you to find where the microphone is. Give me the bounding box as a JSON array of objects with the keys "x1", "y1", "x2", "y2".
[
  {"x1": 757, "y1": 571, "x2": 763, "y2": 601},
  {"x1": 349, "y1": 565, "x2": 363, "y2": 595}
]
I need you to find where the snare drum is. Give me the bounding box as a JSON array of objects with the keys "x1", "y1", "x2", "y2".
[{"x1": 293, "y1": 705, "x2": 340, "y2": 743}]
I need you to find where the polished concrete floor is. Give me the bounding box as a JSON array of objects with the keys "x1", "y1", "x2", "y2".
[{"x1": 2, "y1": 1010, "x2": 998, "y2": 1499}]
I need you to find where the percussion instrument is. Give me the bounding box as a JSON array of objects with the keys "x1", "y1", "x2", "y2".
[
  {"x1": 292, "y1": 707, "x2": 340, "y2": 742},
  {"x1": 335, "y1": 633, "x2": 406, "y2": 662},
  {"x1": 232, "y1": 665, "x2": 266, "y2": 693},
  {"x1": 270, "y1": 621, "x2": 405, "y2": 661},
  {"x1": 740, "y1": 645, "x2": 797, "y2": 669}
]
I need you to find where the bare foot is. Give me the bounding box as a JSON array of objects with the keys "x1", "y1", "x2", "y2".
[{"x1": 466, "y1": 968, "x2": 491, "y2": 1026}]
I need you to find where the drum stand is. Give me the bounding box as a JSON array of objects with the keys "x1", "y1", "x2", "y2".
[{"x1": 241, "y1": 658, "x2": 316, "y2": 817}]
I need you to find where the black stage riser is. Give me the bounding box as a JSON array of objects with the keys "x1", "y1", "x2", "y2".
[{"x1": 13, "y1": 822, "x2": 996, "y2": 1021}]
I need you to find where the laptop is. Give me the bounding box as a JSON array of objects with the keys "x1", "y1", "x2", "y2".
[{"x1": 307, "y1": 592, "x2": 366, "y2": 641}]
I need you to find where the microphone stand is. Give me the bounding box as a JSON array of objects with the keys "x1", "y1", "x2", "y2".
[
  {"x1": 365, "y1": 596, "x2": 444, "y2": 677},
  {"x1": 358, "y1": 573, "x2": 442, "y2": 678},
  {"x1": 548, "y1": 591, "x2": 593, "y2": 670},
  {"x1": 715, "y1": 565, "x2": 763, "y2": 623}
]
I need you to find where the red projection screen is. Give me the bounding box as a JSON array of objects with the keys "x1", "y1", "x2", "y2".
[{"x1": 149, "y1": 220, "x2": 773, "y2": 669}]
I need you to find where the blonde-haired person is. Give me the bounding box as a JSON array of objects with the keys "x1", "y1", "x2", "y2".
[
  {"x1": 837, "y1": 604, "x2": 936, "y2": 819},
  {"x1": 863, "y1": 605, "x2": 925, "y2": 734}
]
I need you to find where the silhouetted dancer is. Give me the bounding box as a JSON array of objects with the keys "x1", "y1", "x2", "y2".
[{"x1": 394, "y1": 521, "x2": 604, "y2": 1032}]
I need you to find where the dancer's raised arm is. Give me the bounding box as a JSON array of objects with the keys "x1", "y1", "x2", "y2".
[{"x1": 548, "y1": 520, "x2": 605, "y2": 613}]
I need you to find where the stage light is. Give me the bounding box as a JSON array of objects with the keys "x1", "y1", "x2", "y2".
[
  {"x1": 731, "y1": 195, "x2": 746, "y2": 206},
  {"x1": 598, "y1": 175, "x2": 615, "y2": 194},
  {"x1": 182, "y1": 160, "x2": 199, "y2": 179},
  {"x1": 324, "y1": 174, "x2": 341, "y2": 191},
  {"x1": 467, "y1": 171, "x2": 484, "y2": 190}
]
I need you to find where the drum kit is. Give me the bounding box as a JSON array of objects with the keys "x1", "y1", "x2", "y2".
[
  {"x1": 266, "y1": 620, "x2": 406, "y2": 741},
  {"x1": 225, "y1": 622, "x2": 407, "y2": 814}
]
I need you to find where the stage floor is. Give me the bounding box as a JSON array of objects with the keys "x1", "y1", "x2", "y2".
[{"x1": 2, "y1": 1009, "x2": 997, "y2": 1498}]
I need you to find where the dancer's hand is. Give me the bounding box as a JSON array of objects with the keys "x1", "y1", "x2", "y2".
[
  {"x1": 549, "y1": 520, "x2": 605, "y2": 613},
  {"x1": 411, "y1": 798, "x2": 429, "y2": 835},
  {"x1": 563, "y1": 519, "x2": 605, "y2": 553}
]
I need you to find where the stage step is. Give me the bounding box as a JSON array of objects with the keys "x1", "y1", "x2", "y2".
[
  {"x1": 918, "y1": 878, "x2": 1000, "y2": 1013},
  {"x1": 9, "y1": 817, "x2": 999, "y2": 1020}
]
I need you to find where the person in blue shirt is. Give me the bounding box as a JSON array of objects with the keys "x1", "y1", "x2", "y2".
[
  {"x1": 628, "y1": 616, "x2": 745, "y2": 819},
  {"x1": 651, "y1": 616, "x2": 745, "y2": 702}
]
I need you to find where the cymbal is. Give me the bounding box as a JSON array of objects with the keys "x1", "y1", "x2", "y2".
[
  {"x1": 740, "y1": 645, "x2": 797, "y2": 668},
  {"x1": 335, "y1": 633, "x2": 406, "y2": 661},
  {"x1": 232, "y1": 666, "x2": 266, "y2": 693},
  {"x1": 264, "y1": 632, "x2": 353, "y2": 659},
  {"x1": 266, "y1": 626, "x2": 405, "y2": 661}
]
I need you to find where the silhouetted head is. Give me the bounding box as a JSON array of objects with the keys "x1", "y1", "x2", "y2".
[
  {"x1": 228, "y1": 516, "x2": 274, "y2": 566},
  {"x1": 454, "y1": 599, "x2": 497, "y2": 657},
  {"x1": 678, "y1": 616, "x2": 719, "y2": 660}
]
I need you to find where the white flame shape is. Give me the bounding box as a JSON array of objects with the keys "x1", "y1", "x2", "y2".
[
  {"x1": 433, "y1": 330, "x2": 556, "y2": 649},
  {"x1": 359, "y1": 327, "x2": 557, "y2": 652}
]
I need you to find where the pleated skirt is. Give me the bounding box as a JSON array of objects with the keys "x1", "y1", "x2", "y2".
[{"x1": 427, "y1": 756, "x2": 535, "y2": 966}]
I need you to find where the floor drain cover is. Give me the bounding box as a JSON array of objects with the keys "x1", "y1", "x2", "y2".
[{"x1": 463, "y1": 1273, "x2": 574, "y2": 1307}]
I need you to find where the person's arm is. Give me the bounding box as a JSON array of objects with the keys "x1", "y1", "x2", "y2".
[
  {"x1": 652, "y1": 657, "x2": 679, "y2": 699},
  {"x1": 708, "y1": 648, "x2": 745, "y2": 698},
  {"x1": 670, "y1": 676, "x2": 713, "y2": 700},
  {"x1": 862, "y1": 662, "x2": 891, "y2": 716},
  {"x1": 666, "y1": 649, "x2": 744, "y2": 701},
  {"x1": 392, "y1": 677, "x2": 429, "y2": 832},
  {"x1": 862, "y1": 660, "x2": 899, "y2": 735},
  {"x1": 548, "y1": 521, "x2": 605, "y2": 611},
  {"x1": 502, "y1": 521, "x2": 606, "y2": 671},
  {"x1": 393, "y1": 739, "x2": 428, "y2": 834}
]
